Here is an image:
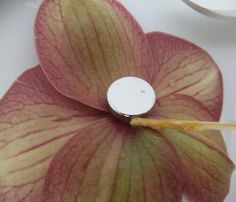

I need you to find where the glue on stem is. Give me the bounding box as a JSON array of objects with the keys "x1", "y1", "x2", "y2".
[{"x1": 130, "y1": 118, "x2": 236, "y2": 132}]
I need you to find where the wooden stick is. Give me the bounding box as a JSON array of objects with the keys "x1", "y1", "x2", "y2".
[{"x1": 130, "y1": 118, "x2": 236, "y2": 132}]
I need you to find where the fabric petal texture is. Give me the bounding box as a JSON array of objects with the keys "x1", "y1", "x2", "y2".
[
  {"x1": 0, "y1": 66, "x2": 103, "y2": 201},
  {"x1": 147, "y1": 32, "x2": 223, "y2": 120},
  {"x1": 151, "y1": 94, "x2": 234, "y2": 201},
  {"x1": 35, "y1": 0, "x2": 154, "y2": 111},
  {"x1": 44, "y1": 118, "x2": 182, "y2": 202}
]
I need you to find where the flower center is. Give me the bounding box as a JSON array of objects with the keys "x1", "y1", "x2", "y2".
[{"x1": 107, "y1": 77, "x2": 156, "y2": 120}]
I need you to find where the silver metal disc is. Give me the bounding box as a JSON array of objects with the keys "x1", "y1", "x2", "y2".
[{"x1": 107, "y1": 77, "x2": 156, "y2": 118}]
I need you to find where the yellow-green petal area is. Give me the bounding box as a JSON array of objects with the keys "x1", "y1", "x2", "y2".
[
  {"x1": 162, "y1": 129, "x2": 234, "y2": 202},
  {"x1": 35, "y1": 0, "x2": 154, "y2": 111},
  {"x1": 44, "y1": 119, "x2": 182, "y2": 202},
  {"x1": 149, "y1": 94, "x2": 234, "y2": 201},
  {"x1": 0, "y1": 66, "x2": 102, "y2": 202}
]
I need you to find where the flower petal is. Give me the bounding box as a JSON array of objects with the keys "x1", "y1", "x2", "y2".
[
  {"x1": 35, "y1": 0, "x2": 154, "y2": 111},
  {"x1": 146, "y1": 32, "x2": 223, "y2": 120},
  {"x1": 0, "y1": 66, "x2": 103, "y2": 201},
  {"x1": 44, "y1": 118, "x2": 182, "y2": 202},
  {"x1": 153, "y1": 94, "x2": 226, "y2": 151},
  {"x1": 162, "y1": 129, "x2": 234, "y2": 202},
  {"x1": 151, "y1": 94, "x2": 234, "y2": 201}
]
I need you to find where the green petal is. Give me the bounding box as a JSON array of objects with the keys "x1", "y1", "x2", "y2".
[
  {"x1": 162, "y1": 129, "x2": 234, "y2": 201},
  {"x1": 151, "y1": 94, "x2": 234, "y2": 201},
  {"x1": 44, "y1": 118, "x2": 182, "y2": 202},
  {"x1": 35, "y1": 0, "x2": 154, "y2": 111},
  {"x1": 146, "y1": 32, "x2": 223, "y2": 120},
  {"x1": 153, "y1": 94, "x2": 227, "y2": 151},
  {"x1": 0, "y1": 66, "x2": 102, "y2": 201}
]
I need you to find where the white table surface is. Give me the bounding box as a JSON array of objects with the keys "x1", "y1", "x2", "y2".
[{"x1": 0, "y1": 0, "x2": 235, "y2": 201}]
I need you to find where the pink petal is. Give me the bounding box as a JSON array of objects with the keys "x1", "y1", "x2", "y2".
[
  {"x1": 153, "y1": 94, "x2": 226, "y2": 151},
  {"x1": 44, "y1": 118, "x2": 182, "y2": 202},
  {"x1": 35, "y1": 0, "x2": 154, "y2": 111},
  {"x1": 163, "y1": 129, "x2": 234, "y2": 202},
  {"x1": 147, "y1": 32, "x2": 223, "y2": 120},
  {"x1": 151, "y1": 94, "x2": 234, "y2": 201},
  {"x1": 0, "y1": 66, "x2": 103, "y2": 201}
]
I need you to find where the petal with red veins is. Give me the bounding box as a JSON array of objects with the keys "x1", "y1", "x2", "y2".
[
  {"x1": 35, "y1": 0, "x2": 154, "y2": 111},
  {"x1": 44, "y1": 118, "x2": 182, "y2": 202},
  {"x1": 0, "y1": 66, "x2": 103, "y2": 202},
  {"x1": 153, "y1": 94, "x2": 226, "y2": 151},
  {"x1": 162, "y1": 129, "x2": 234, "y2": 202},
  {"x1": 146, "y1": 32, "x2": 223, "y2": 120},
  {"x1": 151, "y1": 94, "x2": 234, "y2": 201}
]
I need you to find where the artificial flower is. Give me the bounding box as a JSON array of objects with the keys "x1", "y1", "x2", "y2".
[{"x1": 0, "y1": 0, "x2": 234, "y2": 201}]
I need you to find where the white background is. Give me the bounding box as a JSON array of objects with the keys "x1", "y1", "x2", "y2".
[{"x1": 0, "y1": 0, "x2": 235, "y2": 201}]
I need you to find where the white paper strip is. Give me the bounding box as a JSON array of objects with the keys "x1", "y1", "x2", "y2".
[{"x1": 182, "y1": 0, "x2": 236, "y2": 19}]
